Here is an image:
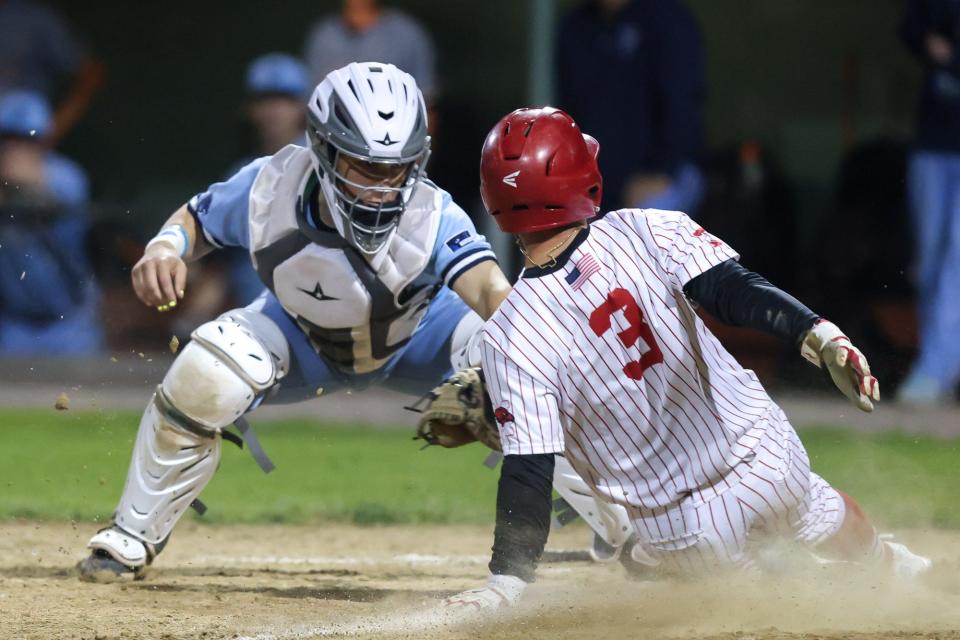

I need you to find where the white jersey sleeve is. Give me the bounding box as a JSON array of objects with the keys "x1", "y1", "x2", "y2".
[
  {"x1": 480, "y1": 333, "x2": 564, "y2": 456},
  {"x1": 629, "y1": 209, "x2": 739, "y2": 291}
]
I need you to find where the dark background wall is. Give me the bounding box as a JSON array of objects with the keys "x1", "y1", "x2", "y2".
[
  {"x1": 51, "y1": 0, "x2": 920, "y2": 233},
  {"x1": 687, "y1": 0, "x2": 919, "y2": 242},
  {"x1": 36, "y1": 0, "x2": 925, "y2": 384},
  {"x1": 52, "y1": 0, "x2": 530, "y2": 227}
]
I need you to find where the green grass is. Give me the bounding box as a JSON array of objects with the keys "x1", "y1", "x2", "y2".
[
  {"x1": 1, "y1": 408, "x2": 958, "y2": 528},
  {"x1": 801, "y1": 427, "x2": 960, "y2": 529},
  {"x1": 0, "y1": 408, "x2": 499, "y2": 525}
]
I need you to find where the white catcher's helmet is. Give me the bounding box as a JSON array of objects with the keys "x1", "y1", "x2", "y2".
[{"x1": 307, "y1": 61, "x2": 431, "y2": 255}]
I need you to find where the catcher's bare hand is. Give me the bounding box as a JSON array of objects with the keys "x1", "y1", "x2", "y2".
[{"x1": 132, "y1": 241, "x2": 187, "y2": 311}]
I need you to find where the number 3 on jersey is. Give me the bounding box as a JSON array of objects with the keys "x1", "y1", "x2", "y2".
[{"x1": 589, "y1": 288, "x2": 663, "y2": 380}]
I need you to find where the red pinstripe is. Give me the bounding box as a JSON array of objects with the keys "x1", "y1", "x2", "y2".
[
  {"x1": 544, "y1": 282, "x2": 684, "y2": 503},
  {"x1": 595, "y1": 221, "x2": 768, "y2": 418},
  {"x1": 596, "y1": 223, "x2": 772, "y2": 419},
  {"x1": 509, "y1": 283, "x2": 676, "y2": 502}
]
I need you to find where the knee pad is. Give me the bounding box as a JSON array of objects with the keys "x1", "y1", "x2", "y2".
[
  {"x1": 113, "y1": 310, "x2": 290, "y2": 545},
  {"x1": 162, "y1": 310, "x2": 290, "y2": 430},
  {"x1": 449, "y1": 310, "x2": 484, "y2": 371}
]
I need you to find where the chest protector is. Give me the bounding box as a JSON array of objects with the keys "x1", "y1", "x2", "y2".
[{"x1": 247, "y1": 145, "x2": 442, "y2": 374}]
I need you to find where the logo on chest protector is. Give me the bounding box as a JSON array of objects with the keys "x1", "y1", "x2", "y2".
[
  {"x1": 299, "y1": 282, "x2": 339, "y2": 302},
  {"x1": 493, "y1": 406, "x2": 515, "y2": 425}
]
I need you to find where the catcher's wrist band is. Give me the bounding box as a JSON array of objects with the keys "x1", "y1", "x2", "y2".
[{"x1": 146, "y1": 225, "x2": 189, "y2": 257}]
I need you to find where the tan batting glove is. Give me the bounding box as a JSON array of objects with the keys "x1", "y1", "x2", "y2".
[{"x1": 800, "y1": 319, "x2": 880, "y2": 412}]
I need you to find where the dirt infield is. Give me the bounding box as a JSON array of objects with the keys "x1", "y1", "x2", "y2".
[{"x1": 1, "y1": 521, "x2": 959, "y2": 640}]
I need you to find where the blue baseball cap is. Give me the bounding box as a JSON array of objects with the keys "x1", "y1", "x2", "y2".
[
  {"x1": 245, "y1": 54, "x2": 310, "y2": 98},
  {"x1": 0, "y1": 90, "x2": 52, "y2": 138}
]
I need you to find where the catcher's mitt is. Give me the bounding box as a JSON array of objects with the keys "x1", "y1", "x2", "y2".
[{"x1": 411, "y1": 367, "x2": 502, "y2": 451}]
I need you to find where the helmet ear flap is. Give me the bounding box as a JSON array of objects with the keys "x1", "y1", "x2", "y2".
[{"x1": 580, "y1": 135, "x2": 602, "y2": 209}]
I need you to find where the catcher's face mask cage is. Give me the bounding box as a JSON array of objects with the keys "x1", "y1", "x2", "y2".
[
  {"x1": 306, "y1": 61, "x2": 432, "y2": 256},
  {"x1": 309, "y1": 125, "x2": 430, "y2": 254}
]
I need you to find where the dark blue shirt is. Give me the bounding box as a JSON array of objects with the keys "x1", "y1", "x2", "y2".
[
  {"x1": 557, "y1": 0, "x2": 706, "y2": 209},
  {"x1": 902, "y1": 0, "x2": 960, "y2": 151},
  {"x1": 0, "y1": 0, "x2": 85, "y2": 97}
]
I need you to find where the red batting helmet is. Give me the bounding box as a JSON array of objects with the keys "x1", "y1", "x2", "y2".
[{"x1": 480, "y1": 107, "x2": 602, "y2": 233}]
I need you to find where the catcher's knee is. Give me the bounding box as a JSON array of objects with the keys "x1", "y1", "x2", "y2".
[{"x1": 162, "y1": 310, "x2": 290, "y2": 430}]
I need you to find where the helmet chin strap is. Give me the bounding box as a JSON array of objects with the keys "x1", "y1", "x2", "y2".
[{"x1": 516, "y1": 223, "x2": 586, "y2": 269}]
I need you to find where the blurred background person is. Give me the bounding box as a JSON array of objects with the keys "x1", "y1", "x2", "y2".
[
  {"x1": 227, "y1": 53, "x2": 309, "y2": 305},
  {"x1": 899, "y1": 0, "x2": 960, "y2": 405},
  {"x1": 0, "y1": 0, "x2": 104, "y2": 145},
  {"x1": 175, "y1": 52, "x2": 311, "y2": 337},
  {"x1": 239, "y1": 53, "x2": 310, "y2": 164},
  {"x1": 556, "y1": 0, "x2": 706, "y2": 214},
  {"x1": 303, "y1": 0, "x2": 436, "y2": 105},
  {"x1": 0, "y1": 90, "x2": 102, "y2": 355}
]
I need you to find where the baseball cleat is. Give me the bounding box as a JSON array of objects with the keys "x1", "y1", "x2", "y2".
[
  {"x1": 885, "y1": 541, "x2": 932, "y2": 579},
  {"x1": 77, "y1": 549, "x2": 145, "y2": 582},
  {"x1": 77, "y1": 526, "x2": 155, "y2": 582}
]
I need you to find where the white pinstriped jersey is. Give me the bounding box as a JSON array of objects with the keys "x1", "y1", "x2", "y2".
[{"x1": 481, "y1": 208, "x2": 774, "y2": 512}]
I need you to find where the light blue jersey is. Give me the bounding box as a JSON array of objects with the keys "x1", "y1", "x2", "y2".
[
  {"x1": 0, "y1": 152, "x2": 103, "y2": 355},
  {"x1": 185, "y1": 144, "x2": 495, "y2": 396},
  {"x1": 188, "y1": 153, "x2": 493, "y2": 288}
]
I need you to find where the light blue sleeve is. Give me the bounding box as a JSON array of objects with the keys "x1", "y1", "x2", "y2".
[
  {"x1": 429, "y1": 188, "x2": 497, "y2": 288},
  {"x1": 186, "y1": 157, "x2": 268, "y2": 249}
]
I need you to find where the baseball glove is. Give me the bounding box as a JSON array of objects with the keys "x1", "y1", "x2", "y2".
[{"x1": 411, "y1": 367, "x2": 502, "y2": 451}]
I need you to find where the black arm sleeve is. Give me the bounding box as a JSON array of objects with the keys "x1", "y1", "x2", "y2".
[
  {"x1": 488, "y1": 453, "x2": 555, "y2": 583},
  {"x1": 682, "y1": 259, "x2": 819, "y2": 347}
]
